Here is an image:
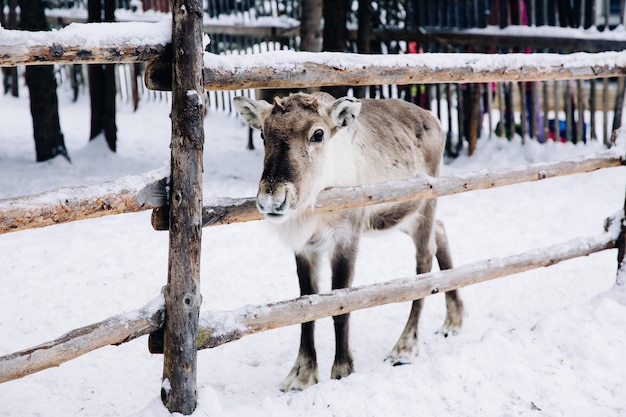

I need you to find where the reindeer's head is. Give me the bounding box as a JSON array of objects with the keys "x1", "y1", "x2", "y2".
[{"x1": 234, "y1": 93, "x2": 362, "y2": 223}]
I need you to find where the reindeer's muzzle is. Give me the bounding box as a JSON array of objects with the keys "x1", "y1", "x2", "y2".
[{"x1": 256, "y1": 181, "x2": 297, "y2": 223}]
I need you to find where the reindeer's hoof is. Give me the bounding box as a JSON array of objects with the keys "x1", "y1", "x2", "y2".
[
  {"x1": 435, "y1": 325, "x2": 460, "y2": 338},
  {"x1": 280, "y1": 363, "x2": 319, "y2": 392},
  {"x1": 385, "y1": 345, "x2": 418, "y2": 367},
  {"x1": 385, "y1": 354, "x2": 413, "y2": 367},
  {"x1": 436, "y1": 313, "x2": 463, "y2": 338},
  {"x1": 330, "y1": 358, "x2": 354, "y2": 380}
]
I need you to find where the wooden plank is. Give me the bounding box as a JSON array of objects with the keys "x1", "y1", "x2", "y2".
[
  {"x1": 0, "y1": 169, "x2": 168, "y2": 235},
  {"x1": 152, "y1": 150, "x2": 624, "y2": 230},
  {"x1": 145, "y1": 49, "x2": 626, "y2": 92}
]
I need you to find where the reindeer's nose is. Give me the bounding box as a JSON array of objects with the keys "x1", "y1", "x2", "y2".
[
  {"x1": 257, "y1": 182, "x2": 294, "y2": 222},
  {"x1": 257, "y1": 193, "x2": 287, "y2": 214}
]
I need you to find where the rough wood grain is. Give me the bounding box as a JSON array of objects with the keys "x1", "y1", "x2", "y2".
[
  {"x1": 0, "y1": 296, "x2": 163, "y2": 383},
  {"x1": 0, "y1": 169, "x2": 168, "y2": 234},
  {"x1": 160, "y1": 1, "x2": 205, "y2": 414},
  {"x1": 192, "y1": 229, "x2": 618, "y2": 349},
  {"x1": 151, "y1": 151, "x2": 621, "y2": 230},
  {"x1": 145, "y1": 50, "x2": 626, "y2": 91}
]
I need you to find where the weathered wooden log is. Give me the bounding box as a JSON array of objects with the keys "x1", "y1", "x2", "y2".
[
  {"x1": 1, "y1": 150, "x2": 620, "y2": 234},
  {"x1": 419, "y1": 26, "x2": 626, "y2": 53},
  {"x1": 160, "y1": 0, "x2": 205, "y2": 413},
  {"x1": 0, "y1": 295, "x2": 164, "y2": 383},
  {"x1": 145, "y1": 50, "x2": 626, "y2": 92},
  {"x1": 1, "y1": 223, "x2": 617, "y2": 382},
  {"x1": 0, "y1": 21, "x2": 171, "y2": 67},
  {"x1": 46, "y1": 12, "x2": 299, "y2": 38},
  {"x1": 189, "y1": 228, "x2": 618, "y2": 350},
  {"x1": 0, "y1": 168, "x2": 168, "y2": 235},
  {"x1": 152, "y1": 150, "x2": 624, "y2": 230}
]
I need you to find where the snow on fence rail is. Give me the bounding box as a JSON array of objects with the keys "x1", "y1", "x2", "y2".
[
  {"x1": 148, "y1": 49, "x2": 626, "y2": 91},
  {"x1": 0, "y1": 21, "x2": 171, "y2": 67},
  {"x1": 0, "y1": 150, "x2": 622, "y2": 234},
  {"x1": 0, "y1": 169, "x2": 167, "y2": 234},
  {"x1": 1, "y1": 20, "x2": 626, "y2": 414}
]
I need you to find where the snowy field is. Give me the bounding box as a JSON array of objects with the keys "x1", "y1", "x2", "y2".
[{"x1": 0, "y1": 83, "x2": 625, "y2": 417}]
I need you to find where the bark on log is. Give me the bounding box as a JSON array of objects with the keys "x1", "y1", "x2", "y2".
[
  {"x1": 2, "y1": 224, "x2": 613, "y2": 381},
  {"x1": 0, "y1": 169, "x2": 168, "y2": 235},
  {"x1": 191, "y1": 229, "x2": 618, "y2": 350},
  {"x1": 1, "y1": 151, "x2": 620, "y2": 234},
  {"x1": 0, "y1": 43, "x2": 170, "y2": 66},
  {"x1": 151, "y1": 150, "x2": 624, "y2": 230},
  {"x1": 161, "y1": 0, "x2": 205, "y2": 414},
  {"x1": 420, "y1": 26, "x2": 626, "y2": 53},
  {"x1": 0, "y1": 21, "x2": 171, "y2": 67},
  {"x1": 0, "y1": 295, "x2": 164, "y2": 383},
  {"x1": 145, "y1": 50, "x2": 626, "y2": 92}
]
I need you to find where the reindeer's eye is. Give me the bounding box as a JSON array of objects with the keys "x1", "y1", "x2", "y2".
[{"x1": 310, "y1": 129, "x2": 324, "y2": 143}]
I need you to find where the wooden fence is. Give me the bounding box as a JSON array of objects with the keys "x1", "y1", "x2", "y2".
[
  {"x1": 37, "y1": 1, "x2": 626, "y2": 154},
  {"x1": 1, "y1": 16, "x2": 626, "y2": 416}
]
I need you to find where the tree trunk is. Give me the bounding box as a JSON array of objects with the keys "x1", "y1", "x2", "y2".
[
  {"x1": 354, "y1": 0, "x2": 371, "y2": 98},
  {"x1": 87, "y1": 0, "x2": 117, "y2": 151},
  {"x1": 18, "y1": 0, "x2": 69, "y2": 162},
  {"x1": 300, "y1": 0, "x2": 322, "y2": 52},
  {"x1": 321, "y1": 0, "x2": 350, "y2": 98},
  {"x1": 2, "y1": 0, "x2": 19, "y2": 97}
]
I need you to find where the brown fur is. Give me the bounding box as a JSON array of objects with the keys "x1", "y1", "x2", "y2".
[{"x1": 233, "y1": 92, "x2": 464, "y2": 391}]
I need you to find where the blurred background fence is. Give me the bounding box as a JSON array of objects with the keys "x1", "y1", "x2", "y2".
[{"x1": 4, "y1": 0, "x2": 625, "y2": 157}]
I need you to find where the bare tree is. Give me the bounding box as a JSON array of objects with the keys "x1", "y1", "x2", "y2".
[
  {"x1": 322, "y1": 0, "x2": 350, "y2": 98},
  {"x1": 87, "y1": 0, "x2": 117, "y2": 151},
  {"x1": 1, "y1": 0, "x2": 19, "y2": 97},
  {"x1": 300, "y1": 0, "x2": 322, "y2": 52},
  {"x1": 18, "y1": 0, "x2": 70, "y2": 162}
]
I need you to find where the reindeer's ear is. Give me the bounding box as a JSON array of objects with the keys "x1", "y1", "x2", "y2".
[
  {"x1": 328, "y1": 97, "x2": 362, "y2": 129},
  {"x1": 233, "y1": 96, "x2": 273, "y2": 130}
]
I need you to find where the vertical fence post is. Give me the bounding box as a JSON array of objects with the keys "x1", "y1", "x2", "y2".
[{"x1": 161, "y1": 0, "x2": 205, "y2": 414}]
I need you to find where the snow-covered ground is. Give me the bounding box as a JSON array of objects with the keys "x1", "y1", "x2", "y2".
[{"x1": 0, "y1": 81, "x2": 625, "y2": 417}]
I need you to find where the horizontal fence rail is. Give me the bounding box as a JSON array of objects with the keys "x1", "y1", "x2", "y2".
[
  {"x1": 153, "y1": 149, "x2": 624, "y2": 229},
  {"x1": 0, "y1": 21, "x2": 171, "y2": 66},
  {"x1": 1, "y1": 214, "x2": 620, "y2": 383},
  {"x1": 421, "y1": 25, "x2": 626, "y2": 53},
  {"x1": 1, "y1": 150, "x2": 621, "y2": 235},
  {"x1": 0, "y1": 168, "x2": 167, "y2": 234},
  {"x1": 146, "y1": 50, "x2": 626, "y2": 91}
]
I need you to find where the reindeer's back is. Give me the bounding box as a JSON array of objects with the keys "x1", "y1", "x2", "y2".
[{"x1": 355, "y1": 98, "x2": 445, "y2": 181}]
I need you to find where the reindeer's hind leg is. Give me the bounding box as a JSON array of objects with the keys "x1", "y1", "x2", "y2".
[
  {"x1": 386, "y1": 201, "x2": 436, "y2": 365},
  {"x1": 280, "y1": 250, "x2": 320, "y2": 392},
  {"x1": 434, "y1": 220, "x2": 464, "y2": 336},
  {"x1": 329, "y1": 233, "x2": 360, "y2": 381}
]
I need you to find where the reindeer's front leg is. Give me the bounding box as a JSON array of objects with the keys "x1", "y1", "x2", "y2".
[
  {"x1": 280, "y1": 250, "x2": 320, "y2": 392},
  {"x1": 330, "y1": 234, "x2": 360, "y2": 380}
]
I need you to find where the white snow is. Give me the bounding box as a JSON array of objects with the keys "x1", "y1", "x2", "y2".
[
  {"x1": 0, "y1": 20, "x2": 172, "y2": 48},
  {"x1": 1, "y1": 76, "x2": 625, "y2": 417}
]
